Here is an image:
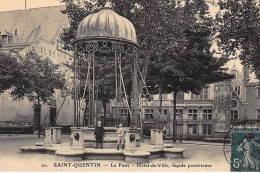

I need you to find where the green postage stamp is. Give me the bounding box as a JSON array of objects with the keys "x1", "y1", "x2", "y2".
[{"x1": 231, "y1": 128, "x2": 260, "y2": 172}]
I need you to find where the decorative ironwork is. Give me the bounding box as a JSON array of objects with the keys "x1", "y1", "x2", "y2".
[{"x1": 72, "y1": 39, "x2": 139, "y2": 127}]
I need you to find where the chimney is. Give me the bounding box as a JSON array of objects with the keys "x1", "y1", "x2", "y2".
[{"x1": 243, "y1": 65, "x2": 250, "y2": 86}]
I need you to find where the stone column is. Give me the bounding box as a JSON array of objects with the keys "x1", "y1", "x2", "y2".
[
  {"x1": 72, "y1": 128, "x2": 84, "y2": 150},
  {"x1": 125, "y1": 129, "x2": 138, "y2": 151},
  {"x1": 44, "y1": 128, "x2": 52, "y2": 147},
  {"x1": 150, "y1": 129, "x2": 156, "y2": 144},
  {"x1": 52, "y1": 127, "x2": 62, "y2": 144}
]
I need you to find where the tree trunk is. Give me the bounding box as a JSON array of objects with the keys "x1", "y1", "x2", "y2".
[
  {"x1": 172, "y1": 91, "x2": 178, "y2": 143},
  {"x1": 158, "y1": 82, "x2": 163, "y2": 129},
  {"x1": 37, "y1": 95, "x2": 41, "y2": 138}
]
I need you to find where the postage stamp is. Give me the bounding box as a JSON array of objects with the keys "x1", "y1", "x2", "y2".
[{"x1": 231, "y1": 128, "x2": 260, "y2": 172}]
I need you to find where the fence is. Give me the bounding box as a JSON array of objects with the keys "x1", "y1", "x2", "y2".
[{"x1": 142, "y1": 119, "x2": 216, "y2": 140}]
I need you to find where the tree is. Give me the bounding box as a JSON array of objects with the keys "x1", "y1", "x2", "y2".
[
  {"x1": 0, "y1": 52, "x2": 21, "y2": 93},
  {"x1": 216, "y1": 0, "x2": 260, "y2": 78},
  {"x1": 145, "y1": 0, "x2": 233, "y2": 142},
  {"x1": 60, "y1": 0, "x2": 169, "y2": 126},
  {"x1": 10, "y1": 50, "x2": 65, "y2": 137},
  {"x1": 60, "y1": 0, "x2": 233, "y2": 133}
]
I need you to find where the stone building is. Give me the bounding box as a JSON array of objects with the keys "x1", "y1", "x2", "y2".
[
  {"x1": 242, "y1": 66, "x2": 260, "y2": 123},
  {"x1": 139, "y1": 63, "x2": 260, "y2": 140},
  {"x1": 0, "y1": 6, "x2": 81, "y2": 131},
  {"x1": 139, "y1": 85, "x2": 215, "y2": 139}
]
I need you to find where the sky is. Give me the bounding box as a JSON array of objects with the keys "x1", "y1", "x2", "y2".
[
  {"x1": 0, "y1": 0, "x2": 244, "y2": 71},
  {"x1": 0, "y1": 0, "x2": 64, "y2": 12}
]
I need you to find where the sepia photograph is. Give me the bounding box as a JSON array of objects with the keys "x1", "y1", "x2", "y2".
[{"x1": 0, "y1": 0, "x2": 260, "y2": 172}]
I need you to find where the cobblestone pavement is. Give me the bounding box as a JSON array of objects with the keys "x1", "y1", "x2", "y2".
[{"x1": 0, "y1": 135, "x2": 230, "y2": 171}]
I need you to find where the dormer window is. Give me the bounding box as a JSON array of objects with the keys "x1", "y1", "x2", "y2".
[{"x1": 0, "y1": 31, "x2": 13, "y2": 45}]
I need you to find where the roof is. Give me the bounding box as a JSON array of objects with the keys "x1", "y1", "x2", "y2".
[
  {"x1": 75, "y1": 2, "x2": 137, "y2": 45},
  {"x1": 0, "y1": 31, "x2": 12, "y2": 36},
  {"x1": 0, "y1": 6, "x2": 68, "y2": 45},
  {"x1": 229, "y1": 63, "x2": 242, "y2": 74}
]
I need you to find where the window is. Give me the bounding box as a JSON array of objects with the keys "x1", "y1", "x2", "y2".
[
  {"x1": 176, "y1": 92, "x2": 184, "y2": 100},
  {"x1": 202, "y1": 124, "x2": 213, "y2": 135},
  {"x1": 202, "y1": 88, "x2": 209, "y2": 99},
  {"x1": 120, "y1": 108, "x2": 128, "y2": 116},
  {"x1": 233, "y1": 86, "x2": 240, "y2": 96},
  {"x1": 256, "y1": 87, "x2": 260, "y2": 99},
  {"x1": 188, "y1": 109, "x2": 198, "y2": 120},
  {"x1": 231, "y1": 110, "x2": 239, "y2": 120},
  {"x1": 1, "y1": 35, "x2": 7, "y2": 44},
  {"x1": 191, "y1": 87, "x2": 209, "y2": 99},
  {"x1": 202, "y1": 125, "x2": 207, "y2": 135},
  {"x1": 231, "y1": 100, "x2": 238, "y2": 108},
  {"x1": 176, "y1": 109, "x2": 183, "y2": 120},
  {"x1": 145, "y1": 109, "x2": 153, "y2": 119},
  {"x1": 188, "y1": 125, "x2": 197, "y2": 135},
  {"x1": 208, "y1": 125, "x2": 213, "y2": 135},
  {"x1": 164, "y1": 109, "x2": 168, "y2": 115},
  {"x1": 203, "y1": 109, "x2": 212, "y2": 120},
  {"x1": 177, "y1": 125, "x2": 183, "y2": 135},
  {"x1": 256, "y1": 109, "x2": 260, "y2": 119},
  {"x1": 231, "y1": 70, "x2": 238, "y2": 79},
  {"x1": 162, "y1": 94, "x2": 167, "y2": 100},
  {"x1": 0, "y1": 34, "x2": 12, "y2": 45},
  {"x1": 191, "y1": 94, "x2": 200, "y2": 99}
]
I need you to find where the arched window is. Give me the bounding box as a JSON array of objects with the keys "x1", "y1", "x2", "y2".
[
  {"x1": 231, "y1": 70, "x2": 238, "y2": 79},
  {"x1": 231, "y1": 100, "x2": 238, "y2": 109},
  {"x1": 233, "y1": 86, "x2": 240, "y2": 96}
]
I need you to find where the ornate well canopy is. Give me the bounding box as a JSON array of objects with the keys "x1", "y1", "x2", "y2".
[{"x1": 72, "y1": 1, "x2": 139, "y2": 127}]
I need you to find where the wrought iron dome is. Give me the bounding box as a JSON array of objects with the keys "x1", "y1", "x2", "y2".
[{"x1": 74, "y1": 1, "x2": 138, "y2": 46}]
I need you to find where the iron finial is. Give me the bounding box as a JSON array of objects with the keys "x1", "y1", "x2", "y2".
[{"x1": 104, "y1": 0, "x2": 112, "y2": 8}]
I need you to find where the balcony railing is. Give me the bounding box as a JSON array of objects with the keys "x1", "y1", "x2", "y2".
[
  {"x1": 142, "y1": 119, "x2": 216, "y2": 125},
  {"x1": 177, "y1": 99, "x2": 213, "y2": 105},
  {"x1": 140, "y1": 99, "x2": 214, "y2": 107}
]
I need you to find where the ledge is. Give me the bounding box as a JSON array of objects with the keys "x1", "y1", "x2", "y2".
[
  {"x1": 164, "y1": 148, "x2": 185, "y2": 153},
  {"x1": 55, "y1": 150, "x2": 86, "y2": 156},
  {"x1": 124, "y1": 151, "x2": 151, "y2": 156}
]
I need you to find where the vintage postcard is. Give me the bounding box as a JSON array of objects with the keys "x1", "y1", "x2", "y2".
[{"x1": 1, "y1": 0, "x2": 260, "y2": 172}]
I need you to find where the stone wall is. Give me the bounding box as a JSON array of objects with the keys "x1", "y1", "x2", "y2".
[{"x1": 246, "y1": 83, "x2": 259, "y2": 119}]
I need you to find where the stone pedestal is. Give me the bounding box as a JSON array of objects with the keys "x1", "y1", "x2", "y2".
[
  {"x1": 124, "y1": 151, "x2": 151, "y2": 163},
  {"x1": 150, "y1": 129, "x2": 156, "y2": 145},
  {"x1": 52, "y1": 127, "x2": 62, "y2": 144},
  {"x1": 71, "y1": 128, "x2": 84, "y2": 150},
  {"x1": 164, "y1": 148, "x2": 185, "y2": 159},
  {"x1": 44, "y1": 128, "x2": 52, "y2": 147},
  {"x1": 154, "y1": 129, "x2": 159, "y2": 145},
  {"x1": 125, "y1": 129, "x2": 138, "y2": 151},
  {"x1": 156, "y1": 130, "x2": 164, "y2": 147}
]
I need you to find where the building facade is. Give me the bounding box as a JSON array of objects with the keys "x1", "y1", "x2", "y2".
[
  {"x1": 0, "y1": 6, "x2": 81, "y2": 130},
  {"x1": 139, "y1": 64, "x2": 260, "y2": 140}
]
